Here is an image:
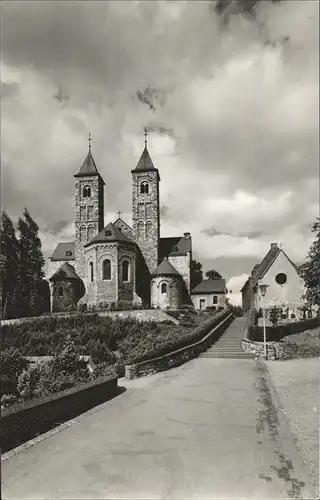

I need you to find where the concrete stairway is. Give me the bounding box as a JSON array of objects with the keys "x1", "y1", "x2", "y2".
[{"x1": 200, "y1": 317, "x2": 254, "y2": 359}]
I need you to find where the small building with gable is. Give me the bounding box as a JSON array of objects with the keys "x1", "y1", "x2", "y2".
[{"x1": 191, "y1": 279, "x2": 227, "y2": 311}]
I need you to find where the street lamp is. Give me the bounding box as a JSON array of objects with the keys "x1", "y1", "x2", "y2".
[{"x1": 258, "y1": 282, "x2": 269, "y2": 359}]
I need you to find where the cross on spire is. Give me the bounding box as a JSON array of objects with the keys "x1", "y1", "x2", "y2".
[
  {"x1": 144, "y1": 127, "x2": 148, "y2": 147},
  {"x1": 117, "y1": 209, "x2": 122, "y2": 219},
  {"x1": 88, "y1": 132, "x2": 92, "y2": 151}
]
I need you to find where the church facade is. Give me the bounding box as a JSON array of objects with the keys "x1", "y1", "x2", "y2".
[{"x1": 48, "y1": 136, "x2": 192, "y2": 312}]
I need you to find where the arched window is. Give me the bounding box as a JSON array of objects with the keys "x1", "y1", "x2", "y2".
[
  {"x1": 80, "y1": 226, "x2": 86, "y2": 242},
  {"x1": 213, "y1": 296, "x2": 218, "y2": 305},
  {"x1": 140, "y1": 182, "x2": 149, "y2": 194},
  {"x1": 89, "y1": 262, "x2": 94, "y2": 282},
  {"x1": 88, "y1": 225, "x2": 95, "y2": 241},
  {"x1": 83, "y1": 185, "x2": 91, "y2": 198},
  {"x1": 137, "y1": 221, "x2": 144, "y2": 239},
  {"x1": 122, "y1": 260, "x2": 129, "y2": 282},
  {"x1": 102, "y1": 259, "x2": 111, "y2": 280},
  {"x1": 145, "y1": 221, "x2": 152, "y2": 239},
  {"x1": 58, "y1": 286, "x2": 64, "y2": 297},
  {"x1": 161, "y1": 283, "x2": 167, "y2": 294}
]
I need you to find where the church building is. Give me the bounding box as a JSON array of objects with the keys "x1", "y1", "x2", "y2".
[{"x1": 48, "y1": 132, "x2": 192, "y2": 312}]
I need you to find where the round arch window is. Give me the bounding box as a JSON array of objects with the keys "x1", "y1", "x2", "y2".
[{"x1": 275, "y1": 273, "x2": 287, "y2": 285}]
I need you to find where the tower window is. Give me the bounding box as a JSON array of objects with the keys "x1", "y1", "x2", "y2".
[
  {"x1": 122, "y1": 260, "x2": 130, "y2": 282},
  {"x1": 161, "y1": 283, "x2": 167, "y2": 294},
  {"x1": 137, "y1": 221, "x2": 144, "y2": 239},
  {"x1": 145, "y1": 221, "x2": 152, "y2": 239},
  {"x1": 213, "y1": 296, "x2": 218, "y2": 305},
  {"x1": 102, "y1": 259, "x2": 111, "y2": 280},
  {"x1": 89, "y1": 262, "x2": 94, "y2": 282},
  {"x1": 140, "y1": 182, "x2": 149, "y2": 194},
  {"x1": 83, "y1": 185, "x2": 91, "y2": 198},
  {"x1": 80, "y1": 226, "x2": 86, "y2": 242}
]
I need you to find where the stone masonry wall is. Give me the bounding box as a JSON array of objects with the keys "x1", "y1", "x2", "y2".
[
  {"x1": 132, "y1": 170, "x2": 159, "y2": 274},
  {"x1": 151, "y1": 276, "x2": 181, "y2": 309},
  {"x1": 74, "y1": 175, "x2": 104, "y2": 280},
  {"x1": 118, "y1": 243, "x2": 136, "y2": 303},
  {"x1": 168, "y1": 252, "x2": 191, "y2": 293}
]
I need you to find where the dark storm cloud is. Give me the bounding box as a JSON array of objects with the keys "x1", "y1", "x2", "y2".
[{"x1": 1, "y1": 0, "x2": 318, "y2": 275}]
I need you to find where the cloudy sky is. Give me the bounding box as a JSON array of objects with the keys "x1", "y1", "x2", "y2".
[{"x1": 2, "y1": 0, "x2": 319, "y2": 304}]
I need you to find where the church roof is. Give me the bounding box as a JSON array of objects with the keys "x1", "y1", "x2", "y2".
[
  {"x1": 74, "y1": 150, "x2": 105, "y2": 184},
  {"x1": 159, "y1": 235, "x2": 192, "y2": 259},
  {"x1": 50, "y1": 242, "x2": 75, "y2": 261},
  {"x1": 49, "y1": 262, "x2": 81, "y2": 281},
  {"x1": 191, "y1": 279, "x2": 226, "y2": 294},
  {"x1": 152, "y1": 258, "x2": 180, "y2": 276},
  {"x1": 131, "y1": 146, "x2": 160, "y2": 180},
  {"x1": 84, "y1": 222, "x2": 136, "y2": 247}
]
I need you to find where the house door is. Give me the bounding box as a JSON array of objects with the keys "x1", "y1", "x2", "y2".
[{"x1": 199, "y1": 299, "x2": 206, "y2": 310}]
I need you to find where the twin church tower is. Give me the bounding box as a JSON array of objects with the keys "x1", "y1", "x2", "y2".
[{"x1": 48, "y1": 131, "x2": 192, "y2": 311}]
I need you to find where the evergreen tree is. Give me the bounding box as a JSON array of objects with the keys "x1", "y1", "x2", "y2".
[
  {"x1": 17, "y1": 209, "x2": 46, "y2": 317},
  {"x1": 190, "y1": 260, "x2": 203, "y2": 290},
  {"x1": 300, "y1": 218, "x2": 320, "y2": 310},
  {"x1": 0, "y1": 211, "x2": 21, "y2": 318}
]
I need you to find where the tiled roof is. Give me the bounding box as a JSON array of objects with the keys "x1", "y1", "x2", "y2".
[
  {"x1": 85, "y1": 222, "x2": 135, "y2": 247},
  {"x1": 131, "y1": 146, "x2": 160, "y2": 180},
  {"x1": 49, "y1": 262, "x2": 81, "y2": 281},
  {"x1": 152, "y1": 258, "x2": 180, "y2": 276},
  {"x1": 191, "y1": 279, "x2": 226, "y2": 294},
  {"x1": 74, "y1": 150, "x2": 105, "y2": 184},
  {"x1": 159, "y1": 235, "x2": 192, "y2": 259},
  {"x1": 50, "y1": 242, "x2": 75, "y2": 261},
  {"x1": 250, "y1": 244, "x2": 299, "y2": 289}
]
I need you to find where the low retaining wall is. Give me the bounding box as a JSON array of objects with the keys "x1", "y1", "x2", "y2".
[
  {"x1": 1, "y1": 375, "x2": 118, "y2": 453},
  {"x1": 242, "y1": 338, "x2": 277, "y2": 360},
  {"x1": 125, "y1": 312, "x2": 234, "y2": 379}
]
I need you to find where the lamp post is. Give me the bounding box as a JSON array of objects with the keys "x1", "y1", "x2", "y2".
[{"x1": 258, "y1": 282, "x2": 269, "y2": 359}]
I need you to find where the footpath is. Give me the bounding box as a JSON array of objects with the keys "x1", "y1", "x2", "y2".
[{"x1": 2, "y1": 318, "x2": 316, "y2": 499}]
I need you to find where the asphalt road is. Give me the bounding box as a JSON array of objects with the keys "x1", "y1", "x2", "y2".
[{"x1": 2, "y1": 319, "x2": 315, "y2": 499}]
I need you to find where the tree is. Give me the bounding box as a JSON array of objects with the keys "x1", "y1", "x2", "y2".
[
  {"x1": 190, "y1": 260, "x2": 203, "y2": 290},
  {"x1": 17, "y1": 209, "x2": 46, "y2": 317},
  {"x1": 0, "y1": 211, "x2": 21, "y2": 319},
  {"x1": 300, "y1": 218, "x2": 320, "y2": 310},
  {"x1": 205, "y1": 269, "x2": 222, "y2": 280}
]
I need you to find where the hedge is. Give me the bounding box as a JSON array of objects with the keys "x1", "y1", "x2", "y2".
[
  {"x1": 248, "y1": 316, "x2": 320, "y2": 342},
  {"x1": 131, "y1": 308, "x2": 231, "y2": 363}
]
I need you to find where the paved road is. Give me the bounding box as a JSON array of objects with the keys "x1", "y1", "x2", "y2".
[{"x1": 2, "y1": 319, "x2": 315, "y2": 499}]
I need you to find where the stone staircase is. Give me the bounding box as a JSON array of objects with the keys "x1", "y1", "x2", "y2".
[{"x1": 200, "y1": 317, "x2": 254, "y2": 359}]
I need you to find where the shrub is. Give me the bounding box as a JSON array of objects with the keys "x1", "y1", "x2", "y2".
[
  {"x1": 248, "y1": 316, "x2": 320, "y2": 342},
  {"x1": 1, "y1": 348, "x2": 29, "y2": 395}
]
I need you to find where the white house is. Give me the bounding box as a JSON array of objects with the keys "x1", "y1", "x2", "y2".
[
  {"x1": 241, "y1": 243, "x2": 308, "y2": 322},
  {"x1": 191, "y1": 279, "x2": 227, "y2": 311}
]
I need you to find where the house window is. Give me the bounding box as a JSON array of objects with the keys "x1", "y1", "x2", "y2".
[
  {"x1": 58, "y1": 286, "x2": 63, "y2": 297},
  {"x1": 161, "y1": 283, "x2": 167, "y2": 294},
  {"x1": 89, "y1": 262, "x2": 94, "y2": 282},
  {"x1": 122, "y1": 260, "x2": 129, "y2": 282},
  {"x1": 102, "y1": 259, "x2": 111, "y2": 280},
  {"x1": 213, "y1": 296, "x2": 218, "y2": 305},
  {"x1": 140, "y1": 182, "x2": 149, "y2": 194},
  {"x1": 275, "y1": 273, "x2": 287, "y2": 285},
  {"x1": 83, "y1": 185, "x2": 91, "y2": 198}
]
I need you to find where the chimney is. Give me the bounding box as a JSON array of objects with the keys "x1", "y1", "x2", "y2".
[
  {"x1": 270, "y1": 243, "x2": 278, "y2": 250},
  {"x1": 184, "y1": 232, "x2": 190, "y2": 238}
]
